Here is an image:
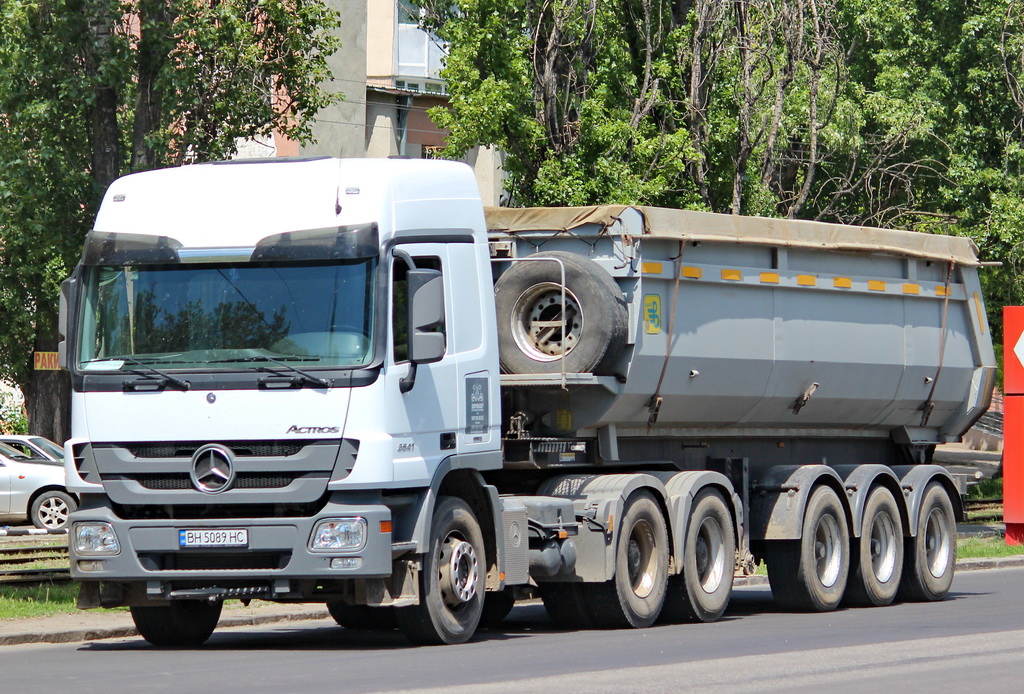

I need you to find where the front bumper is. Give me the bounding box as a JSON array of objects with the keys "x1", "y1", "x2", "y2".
[{"x1": 69, "y1": 497, "x2": 395, "y2": 589}]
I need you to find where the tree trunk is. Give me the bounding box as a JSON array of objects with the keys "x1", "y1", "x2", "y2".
[{"x1": 24, "y1": 316, "x2": 72, "y2": 445}]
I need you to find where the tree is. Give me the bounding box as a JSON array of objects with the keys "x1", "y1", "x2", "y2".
[
  {"x1": 428, "y1": 0, "x2": 1024, "y2": 348},
  {"x1": 0, "y1": 0, "x2": 341, "y2": 442}
]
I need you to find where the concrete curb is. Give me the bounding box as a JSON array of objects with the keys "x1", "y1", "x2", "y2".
[
  {"x1": 4, "y1": 557, "x2": 1024, "y2": 648},
  {"x1": 0, "y1": 608, "x2": 330, "y2": 648}
]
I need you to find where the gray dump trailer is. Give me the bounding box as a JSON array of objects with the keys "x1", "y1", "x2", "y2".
[{"x1": 61, "y1": 159, "x2": 994, "y2": 646}]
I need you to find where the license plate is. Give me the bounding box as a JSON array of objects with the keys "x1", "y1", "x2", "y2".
[{"x1": 178, "y1": 528, "x2": 249, "y2": 548}]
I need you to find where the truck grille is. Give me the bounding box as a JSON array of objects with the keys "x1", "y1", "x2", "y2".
[
  {"x1": 130, "y1": 473, "x2": 308, "y2": 490},
  {"x1": 123, "y1": 441, "x2": 307, "y2": 458}
]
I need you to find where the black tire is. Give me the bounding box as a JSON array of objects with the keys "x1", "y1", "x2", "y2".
[
  {"x1": 583, "y1": 491, "x2": 669, "y2": 628},
  {"x1": 897, "y1": 482, "x2": 956, "y2": 602},
  {"x1": 845, "y1": 486, "x2": 904, "y2": 607},
  {"x1": 661, "y1": 489, "x2": 735, "y2": 623},
  {"x1": 478, "y1": 588, "x2": 516, "y2": 629},
  {"x1": 30, "y1": 490, "x2": 77, "y2": 530},
  {"x1": 395, "y1": 496, "x2": 485, "y2": 644},
  {"x1": 767, "y1": 485, "x2": 850, "y2": 612},
  {"x1": 326, "y1": 601, "x2": 398, "y2": 630},
  {"x1": 540, "y1": 582, "x2": 594, "y2": 629},
  {"x1": 494, "y1": 251, "x2": 628, "y2": 375},
  {"x1": 130, "y1": 600, "x2": 222, "y2": 647}
]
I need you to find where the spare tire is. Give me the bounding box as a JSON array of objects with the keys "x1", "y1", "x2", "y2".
[{"x1": 494, "y1": 251, "x2": 628, "y2": 374}]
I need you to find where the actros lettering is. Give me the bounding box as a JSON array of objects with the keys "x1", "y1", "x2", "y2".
[{"x1": 286, "y1": 425, "x2": 341, "y2": 434}]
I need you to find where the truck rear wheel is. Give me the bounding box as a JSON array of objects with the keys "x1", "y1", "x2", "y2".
[
  {"x1": 395, "y1": 496, "x2": 485, "y2": 644},
  {"x1": 584, "y1": 491, "x2": 668, "y2": 628},
  {"x1": 898, "y1": 482, "x2": 956, "y2": 602},
  {"x1": 767, "y1": 485, "x2": 849, "y2": 611},
  {"x1": 327, "y1": 601, "x2": 398, "y2": 630},
  {"x1": 130, "y1": 600, "x2": 222, "y2": 647},
  {"x1": 494, "y1": 251, "x2": 628, "y2": 375},
  {"x1": 661, "y1": 489, "x2": 735, "y2": 623},
  {"x1": 845, "y1": 486, "x2": 903, "y2": 607}
]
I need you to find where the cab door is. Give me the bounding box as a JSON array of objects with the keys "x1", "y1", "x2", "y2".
[{"x1": 384, "y1": 244, "x2": 460, "y2": 485}]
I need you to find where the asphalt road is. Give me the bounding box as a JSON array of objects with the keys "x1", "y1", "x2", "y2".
[{"x1": 1, "y1": 567, "x2": 1023, "y2": 693}]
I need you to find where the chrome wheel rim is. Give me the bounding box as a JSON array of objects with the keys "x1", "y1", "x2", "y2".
[
  {"x1": 38, "y1": 497, "x2": 69, "y2": 529},
  {"x1": 923, "y1": 507, "x2": 952, "y2": 579},
  {"x1": 869, "y1": 510, "x2": 898, "y2": 584},
  {"x1": 814, "y1": 513, "x2": 842, "y2": 588},
  {"x1": 439, "y1": 534, "x2": 479, "y2": 607},
  {"x1": 626, "y1": 519, "x2": 658, "y2": 598},
  {"x1": 510, "y1": 283, "x2": 583, "y2": 362},
  {"x1": 695, "y1": 517, "x2": 726, "y2": 593}
]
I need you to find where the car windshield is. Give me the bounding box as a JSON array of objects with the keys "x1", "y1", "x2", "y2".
[
  {"x1": 30, "y1": 437, "x2": 65, "y2": 462},
  {"x1": 77, "y1": 259, "x2": 376, "y2": 370},
  {"x1": 0, "y1": 442, "x2": 30, "y2": 461}
]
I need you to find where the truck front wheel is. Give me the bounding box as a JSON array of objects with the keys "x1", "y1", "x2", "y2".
[
  {"x1": 130, "y1": 600, "x2": 222, "y2": 647},
  {"x1": 767, "y1": 485, "x2": 850, "y2": 611},
  {"x1": 898, "y1": 482, "x2": 956, "y2": 602},
  {"x1": 661, "y1": 489, "x2": 735, "y2": 623},
  {"x1": 396, "y1": 496, "x2": 485, "y2": 644}
]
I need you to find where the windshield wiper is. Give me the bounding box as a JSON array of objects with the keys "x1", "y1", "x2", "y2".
[
  {"x1": 212, "y1": 355, "x2": 332, "y2": 389},
  {"x1": 84, "y1": 355, "x2": 191, "y2": 391}
]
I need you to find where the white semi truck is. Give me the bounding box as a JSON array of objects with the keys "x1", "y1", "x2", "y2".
[{"x1": 59, "y1": 157, "x2": 995, "y2": 645}]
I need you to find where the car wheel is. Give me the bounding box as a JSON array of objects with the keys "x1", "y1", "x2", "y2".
[{"x1": 30, "y1": 490, "x2": 77, "y2": 530}]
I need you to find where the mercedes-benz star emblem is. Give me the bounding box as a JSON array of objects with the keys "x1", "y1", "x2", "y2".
[{"x1": 190, "y1": 444, "x2": 235, "y2": 494}]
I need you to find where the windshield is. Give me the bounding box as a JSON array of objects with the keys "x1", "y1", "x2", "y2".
[
  {"x1": 77, "y1": 259, "x2": 375, "y2": 370},
  {"x1": 30, "y1": 437, "x2": 66, "y2": 462}
]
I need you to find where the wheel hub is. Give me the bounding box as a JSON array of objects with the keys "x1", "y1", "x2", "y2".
[{"x1": 439, "y1": 537, "x2": 479, "y2": 607}]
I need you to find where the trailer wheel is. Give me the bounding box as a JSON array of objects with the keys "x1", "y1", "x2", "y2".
[
  {"x1": 130, "y1": 600, "x2": 222, "y2": 647},
  {"x1": 395, "y1": 496, "x2": 485, "y2": 644},
  {"x1": 898, "y1": 482, "x2": 956, "y2": 602},
  {"x1": 844, "y1": 486, "x2": 903, "y2": 607},
  {"x1": 661, "y1": 489, "x2": 735, "y2": 623},
  {"x1": 494, "y1": 251, "x2": 628, "y2": 375},
  {"x1": 767, "y1": 485, "x2": 849, "y2": 611},
  {"x1": 584, "y1": 491, "x2": 668, "y2": 628},
  {"x1": 540, "y1": 583, "x2": 594, "y2": 629},
  {"x1": 327, "y1": 601, "x2": 398, "y2": 630}
]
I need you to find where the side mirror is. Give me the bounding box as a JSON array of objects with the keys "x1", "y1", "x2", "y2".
[
  {"x1": 58, "y1": 277, "x2": 77, "y2": 369},
  {"x1": 407, "y1": 268, "x2": 445, "y2": 364}
]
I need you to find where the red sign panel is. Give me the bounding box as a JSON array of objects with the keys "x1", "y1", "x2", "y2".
[{"x1": 1004, "y1": 307, "x2": 1024, "y2": 395}]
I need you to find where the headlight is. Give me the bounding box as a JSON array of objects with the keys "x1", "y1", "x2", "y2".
[
  {"x1": 74, "y1": 522, "x2": 120, "y2": 555},
  {"x1": 310, "y1": 518, "x2": 366, "y2": 551}
]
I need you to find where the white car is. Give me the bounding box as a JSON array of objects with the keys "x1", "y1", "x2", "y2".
[
  {"x1": 0, "y1": 435, "x2": 65, "y2": 463},
  {"x1": 0, "y1": 441, "x2": 77, "y2": 529}
]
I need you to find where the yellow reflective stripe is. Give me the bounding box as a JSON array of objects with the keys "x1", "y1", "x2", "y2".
[
  {"x1": 936, "y1": 285, "x2": 949, "y2": 296},
  {"x1": 721, "y1": 269, "x2": 742, "y2": 281},
  {"x1": 760, "y1": 272, "x2": 780, "y2": 284},
  {"x1": 975, "y1": 292, "x2": 986, "y2": 334},
  {"x1": 797, "y1": 274, "x2": 816, "y2": 286},
  {"x1": 903, "y1": 283, "x2": 920, "y2": 295},
  {"x1": 833, "y1": 277, "x2": 852, "y2": 289},
  {"x1": 682, "y1": 266, "x2": 703, "y2": 279},
  {"x1": 868, "y1": 280, "x2": 886, "y2": 291},
  {"x1": 641, "y1": 262, "x2": 663, "y2": 275}
]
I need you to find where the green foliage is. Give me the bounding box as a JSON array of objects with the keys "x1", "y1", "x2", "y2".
[
  {"x1": 0, "y1": 0, "x2": 341, "y2": 427},
  {"x1": 0, "y1": 390, "x2": 28, "y2": 434},
  {"x1": 428, "y1": 0, "x2": 1024, "y2": 363}
]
